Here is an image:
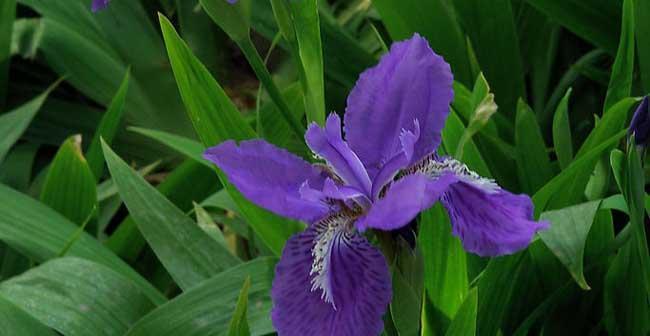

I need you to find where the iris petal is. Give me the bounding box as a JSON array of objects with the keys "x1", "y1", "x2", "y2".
[
  {"x1": 204, "y1": 140, "x2": 329, "y2": 222},
  {"x1": 344, "y1": 33, "x2": 454, "y2": 179},
  {"x1": 271, "y1": 222, "x2": 391, "y2": 336}
]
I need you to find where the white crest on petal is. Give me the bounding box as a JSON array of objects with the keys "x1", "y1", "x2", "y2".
[
  {"x1": 309, "y1": 213, "x2": 353, "y2": 309},
  {"x1": 404, "y1": 155, "x2": 500, "y2": 193}
]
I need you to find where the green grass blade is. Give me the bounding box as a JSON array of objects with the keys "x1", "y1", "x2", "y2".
[
  {"x1": 227, "y1": 277, "x2": 251, "y2": 336},
  {"x1": 129, "y1": 127, "x2": 207, "y2": 167},
  {"x1": 603, "y1": 0, "x2": 635, "y2": 112},
  {"x1": 40, "y1": 135, "x2": 97, "y2": 227},
  {"x1": 0, "y1": 183, "x2": 166, "y2": 304},
  {"x1": 444, "y1": 288, "x2": 478, "y2": 336},
  {"x1": 552, "y1": 88, "x2": 574, "y2": 169},
  {"x1": 0, "y1": 82, "x2": 57, "y2": 163},
  {"x1": 453, "y1": 0, "x2": 524, "y2": 118},
  {"x1": 515, "y1": 100, "x2": 554, "y2": 194},
  {"x1": 126, "y1": 258, "x2": 277, "y2": 336},
  {"x1": 0, "y1": 257, "x2": 156, "y2": 336},
  {"x1": 0, "y1": 296, "x2": 57, "y2": 335},
  {"x1": 102, "y1": 141, "x2": 240, "y2": 291},
  {"x1": 86, "y1": 69, "x2": 130, "y2": 181},
  {"x1": 0, "y1": 0, "x2": 15, "y2": 107}
]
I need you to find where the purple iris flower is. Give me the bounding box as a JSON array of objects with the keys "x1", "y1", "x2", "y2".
[
  {"x1": 204, "y1": 34, "x2": 548, "y2": 336},
  {"x1": 91, "y1": 0, "x2": 109, "y2": 12},
  {"x1": 629, "y1": 96, "x2": 649, "y2": 147}
]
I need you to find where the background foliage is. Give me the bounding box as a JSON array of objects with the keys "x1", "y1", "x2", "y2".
[{"x1": 0, "y1": 0, "x2": 648, "y2": 335}]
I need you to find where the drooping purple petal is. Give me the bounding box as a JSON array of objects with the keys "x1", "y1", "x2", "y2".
[
  {"x1": 306, "y1": 113, "x2": 372, "y2": 196},
  {"x1": 629, "y1": 96, "x2": 650, "y2": 147},
  {"x1": 344, "y1": 33, "x2": 454, "y2": 179},
  {"x1": 356, "y1": 173, "x2": 458, "y2": 232},
  {"x1": 204, "y1": 140, "x2": 329, "y2": 222},
  {"x1": 442, "y1": 181, "x2": 550, "y2": 257},
  {"x1": 91, "y1": 0, "x2": 109, "y2": 12},
  {"x1": 271, "y1": 226, "x2": 391, "y2": 336}
]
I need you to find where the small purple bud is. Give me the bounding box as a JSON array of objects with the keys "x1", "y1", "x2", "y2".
[
  {"x1": 91, "y1": 0, "x2": 110, "y2": 12},
  {"x1": 226, "y1": 0, "x2": 238, "y2": 3},
  {"x1": 629, "y1": 96, "x2": 650, "y2": 147}
]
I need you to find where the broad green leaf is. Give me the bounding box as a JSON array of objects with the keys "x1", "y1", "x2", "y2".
[
  {"x1": 0, "y1": 183, "x2": 165, "y2": 304},
  {"x1": 453, "y1": 0, "x2": 524, "y2": 118},
  {"x1": 515, "y1": 100, "x2": 554, "y2": 194},
  {"x1": 419, "y1": 204, "x2": 468, "y2": 335},
  {"x1": 102, "y1": 141, "x2": 240, "y2": 290},
  {"x1": 538, "y1": 201, "x2": 602, "y2": 290},
  {"x1": 86, "y1": 69, "x2": 130, "y2": 181},
  {"x1": 372, "y1": 0, "x2": 472, "y2": 85},
  {"x1": 106, "y1": 160, "x2": 219, "y2": 261},
  {"x1": 40, "y1": 135, "x2": 97, "y2": 226},
  {"x1": 126, "y1": 258, "x2": 277, "y2": 336},
  {"x1": 227, "y1": 277, "x2": 251, "y2": 336},
  {"x1": 603, "y1": 0, "x2": 635, "y2": 111},
  {"x1": 0, "y1": 296, "x2": 57, "y2": 336},
  {"x1": 636, "y1": 0, "x2": 650, "y2": 91},
  {"x1": 130, "y1": 127, "x2": 207, "y2": 167},
  {"x1": 160, "y1": 15, "x2": 303, "y2": 255},
  {"x1": 526, "y1": 0, "x2": 621, "y2": 53},
  {"x1": 604, "y1": 242, "x2": 650, "y2": 335},
  {"x1": 0, "y1": 257, "x2": 156, "y2": 336},
  {"x1": 0, "y1": 83, "x2": 56, "y2": 163},
  {"x1": 445, "y1": 288, "x2": 478, "y2": 336},
  {"x1": 552, "y1": 88, "x2": 574, "y2": 169},
  {"x1": 0, "y1": 0, "x2": 14, "y2": 107}
]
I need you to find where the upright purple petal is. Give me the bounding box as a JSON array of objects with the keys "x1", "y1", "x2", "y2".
[
  {"x1": 629, "y1": 96, "x2": 650, "y2": 147},
  {"x1": 344, "y1": 34, "x2": 454, "y2": 178},
  {"x1": 306, "y1": 114, "x2": 372, "y2": 196},
  {"x1": 356, "y1": 173, "x2": 458, "y2": 232},
  {"x1": 204, "y1": 140, "x2": 329, "y2": 222},
  {"x1": 442, "y1": 181, "x2": 549, "y2": 257},
  {"x1": 271, "y1": 226, "x2": 391, "y2": 336},
  {"x1": 91, "y1": 0, "x2": 109, "y2": 12}
]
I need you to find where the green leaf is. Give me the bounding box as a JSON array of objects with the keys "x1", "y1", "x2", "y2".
[
  {"x1": 538, "y1": 201, "x2": 601, "y2": 290},
  {"x1": 552, "y1": 88, "x2": 574, "y2": 169},
  {"x1": 0, "y1": 257, "x2": 156, "y2": 336},
  {"x1": 453, "y1": 0, "x2": 524, "y2": 118},
  {"x1": 159, "y1": 14, "x2": 304, "y2": 255},
  {"x1": 443, "y1": 111, "x2": 492, "y2": 177},
  {"x1": 390, "y1": 266, "x2": 420, "y2": 336},
  {"x1": 610, "y1": 149, "x2": 625, "y2": 192},
  {"x1": 283, "y1": 0, "x2": 325, "y2": 125},
  {"x1": 0, "y1": 83, "x2": 56, "y2": 163},
  {"x1": 126, "y1": 258, "x2": 277, "y2": 336},
  {"x1": 129, "y1": 127, "x2": 207, "y2": 167},
  {"x1": 106, "y1": 160, "x2": 219, "y2": 261},
  {"x1": 0, "y1": 142, "x2": 38, "y2": 191},
  {"x1": 419, "y1": 204, "x2": 468, "y2": 335},
  {"x1": 0, "y1": 183, "x2": 166, "y2": 304},
  {"x1": 194, "y1": 202, "x2": 231, "y2": 251},
  {"x1": 526, "y1": 0, "x2": 621, "y2": 53},
  {"x1": 159, "y1": 14, "x2": 255, "y2": 146},
  {"x1": 86, "y1": 69, "x2": 130, "y2": 181},
  {"x1": 604, "y1": 242, "x2": 650, "y2": 335},
  {"x1": 40, "y1": 135, "x2": 97, "y2": 226},
  {"x1": 515, "y1": 100, "x2": 554, "y2": 194},
  {"x1": 227, "y1": 277, "x2": 251, "y2": 336},
  {"x1": 198, "y1": 0, "x2": 250, "y2": 41},
  {"x1": 102, "y1": 140, "x2": 240, "y2": 290},
  {"x1": 0, "y1": 296, "x2": 57, "y2": 336},
  {"x1": 603, "y1": 0, "x2": 635, "y2": 111},
  {"x1": 533, "y1": 129, "x2": 626, "y2": 212},
  {"x1": 445, "y1": 288, "x2": 478, "y2": 336},
  {"x1": 636, "y1": 0, "x2": 650, "y2": 91},
  {"x1": 371, "y1": 0, "x2": 472, "y2": 85},
  {"x1": 0, "y1": 0, "x2": 15, "y2": 107}
]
